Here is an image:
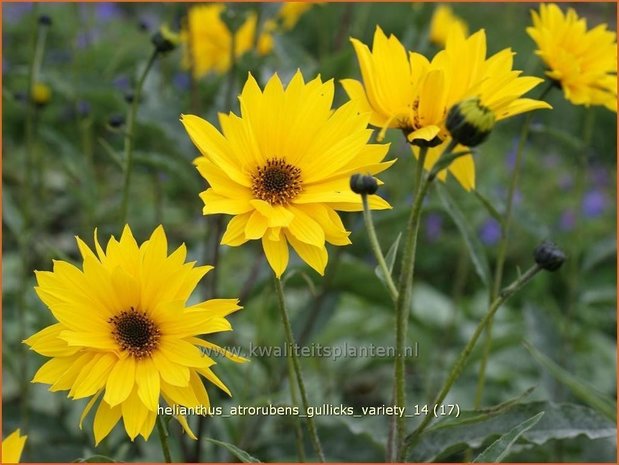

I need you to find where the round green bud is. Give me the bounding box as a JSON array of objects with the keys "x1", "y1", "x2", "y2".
[
  {"x1": 446, "y1": 97, "x2": 495, "y2": 147},
  {"x1": 350, "y1": 174, "x2": 378, "y2": 195},
  {"x1": 533, "y1": 240, "x2": 566, "y2": 272}
]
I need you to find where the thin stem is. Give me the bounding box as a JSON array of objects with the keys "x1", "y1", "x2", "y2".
[
  {"x1": 362, "y1": 194, "x2": 398, "y2": 302},
  {"x1": 287, "y1": 354, "x2": 307, "y2": 462},
  {"x1": 475, "y1": 82, "x2": 554, "y2": 406},
  {"x1": 20, "y1": 10, "x2": 48, "y2": 428},
  {"x1": 156, "y1": 416, "x2": 173, "y2": 462},
  {"x1": 274, "y1": 277, "x2": 325, "y2": 462},
  {"x1": 392, "y1": 145, "x2": 434, "y2": 461},
  {"x1": 120, "y1": 49, "x2": 158, "y2": 226},
  {"x1": 404, "y1": 264, "x2": 543, "y2": 457}
]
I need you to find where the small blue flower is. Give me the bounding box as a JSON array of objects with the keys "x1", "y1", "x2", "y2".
[{"x1": 479, "y1": 218, "x2": 501, "y2": 246}]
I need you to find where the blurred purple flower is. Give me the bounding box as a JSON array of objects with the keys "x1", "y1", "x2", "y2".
[
  {"x1": 173, "y1": 72, "x2": 191, "y2": 91},
  {"x1": 559, "y1": 209, "x2": 576, "y2": 231},
  {"x1": 479, "y1": 218, "x2": 501, "y2": 246},
  {"x1": 4, "y1": 3, "x2": 33, "y2": 23},
  {"x1": 582, "y1": 189, "x2": 608, "y2": 218},
  {"x1": 113, "y1": 75, "x2": 131, "y2": 93},
  {"x1": 95, "y1": 3, "x2": 122, "y2": 21},
  {"x1": 424, "y1": 213, "x2": 443, "y2": 242},
  {"x1": 589, "y1": 166, "x2": 610, "y2": 186}
]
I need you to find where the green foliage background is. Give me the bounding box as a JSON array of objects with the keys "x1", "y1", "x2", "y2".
[{"x1": 2, "y1": 2, "x2": 617, "y2": 462}]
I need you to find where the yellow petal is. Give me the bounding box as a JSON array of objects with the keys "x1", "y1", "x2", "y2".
[
  {"x1": 104, "y1": 356, "x2": 136, "y2": 407},
  {"x1": 94, "y1": 399, "x2": 122, "y2": 445},
  {"x1": 262, "y1": 231, "x2": 289, "y2": 278},
  {"x1": 136, "y1": 357, "x2": 161, "y2": 412}
]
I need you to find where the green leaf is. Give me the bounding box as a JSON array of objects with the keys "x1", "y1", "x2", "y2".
[
  {"x1": 524, "y1": 342, "x2": 617, "y2": 421},
  {"x1": 2, "y1": 189, "x2": 24, "y2": 237},
  {"x1": 435, "y1": 183, "x2": 491, "y2": 286},
  {"x1": 205, "y1": 438, "x2": 261, "y2": 462},
  {"x1": 374, "y1": 232, "x2": 401, "y2": 285},
  {"x1": 98, "y1": 137, "x2": 123, "y2": 168},
  {"x1": 472, "y1": 189, "x2": 504, "y2": 227},
  {"x1": 473, "y1": 412, "x2": 544, "y2": 462},
  {"x1": 582, "y1": 236, "x2": 616, "y2": 271},
  {"x1": 74, "y1": 455, "x2": 117, "y2": 463},
  {"x1": 408, "y1": 401, "x2": 615, "y2": 462}
]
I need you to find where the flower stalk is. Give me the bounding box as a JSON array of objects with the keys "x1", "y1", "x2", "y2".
[
  {"x1": 475, "y1": 83, "x2": 554, "y2": 406},
  {"x1": 404, "y1": 263, "x2": 544, "y2": 457},
  {"x1": 120, "y1": 49, "x2": 158, "y2": 225},
  {"x1": 156, "y1": 416, "x2": 173, "y2": 463},
  {"x1": 360, "y1": 190, "x2": 398, "y2": 303},
  {"x1": 274, "y1": 277, "x2": 326, "y2": 462}
]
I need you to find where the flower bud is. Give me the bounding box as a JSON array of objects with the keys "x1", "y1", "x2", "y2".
[
  {"x1": 350, "y1": 174, "x2": 378, "y2": 195},
  {"x1": 31, "y1": 82, "x2": 51, "y2": 107},
  {"x1": 38, "y1": 15, "x2": 52, "y2": 26},
  {"x1": 446, "y1": 97, "x2": 495, "y2": 147},
  {"x1": 533, "y1": 240, "x2": 566, "y2": 271},
  {"x1": 108, "y1": 114, "x2": 125, "y2": 129},
  {"x1": 151, "y1": 25, "x2": 179, "y2": 54}
]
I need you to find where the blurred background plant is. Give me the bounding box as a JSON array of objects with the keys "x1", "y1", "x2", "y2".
[{"x1": 2, "y1": 2, "x2": 616, "y2": 462}]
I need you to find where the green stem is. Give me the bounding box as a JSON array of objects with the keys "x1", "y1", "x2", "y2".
[
  {"x1": 156, "y1": 416, "x2": 173, "y2": 462},
  {"x1": 392, "y1": 145, "x2": 434, "y2": 461},
  {"x1": 19, "y1": 10, "x2": 49, "y2": 428},
  {"x1": 475, "y1": 82, "x2": 554, "y2": 406},
  {"x1": 287, "y1": 354, "x2": 307, "y2": 462},
  {"x1": 362, "y1": 194, "x2": 398, "y2": 302},
  {"x1": 274, "y1": 277, "x2": 325, "y2": 462},
  {"x1": 404, "y1": 264, "x2": 543, "y2": 457},
  {"x1": 120, "y1": 50, "x2": 158, "y2": 226}
]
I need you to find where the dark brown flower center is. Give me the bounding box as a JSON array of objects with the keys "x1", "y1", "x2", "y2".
[
  {"x1": 251, "y1": 158, "x2": 302, "y2": 205},
  {"x1": 109, "y1": 307, "x2": 160, "y2": 359}
]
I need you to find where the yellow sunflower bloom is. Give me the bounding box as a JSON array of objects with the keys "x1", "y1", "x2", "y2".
[
  {"x1": 24, "y1": 225, "x2": 245, "y2": 445},
  {"x1": 527, "y1": 3, "x2": 617, "y2": 111},
  {"x1": 182, "y1": 4, "x2": 267, "y2": 79},
  {"x1": 343, "y1": 27, "x2": 551, "y2": 190},
  {"x1": 429, "y1": 5, "x2": 468, "y2": 47},
  {"x1": 2, "y1": 429, "x2": 27, "y2": 463},
  {"x1": 181, "y1": 70, "x2": 393, "y2": 278},
  {"x1": 279, "y1": 2, "x2": 313, "y2": 30}
]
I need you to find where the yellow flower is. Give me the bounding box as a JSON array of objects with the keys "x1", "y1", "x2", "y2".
[
  {"x1": 527, "y1": 3, "x2": 617, "y2": 111},
  {"x1": 31, "y1": 82, "x2": 51, "y2": 106},
  {"x1": 182, "y1": 4, "x2": 264, "y2": 78},
  {"x1": 2, "y1": 429, "x2": 27, "y2": 463},
  {"x1": 257, "y1": 19, "x2": 277, "y2": 57},
  {"x1": 429, "y1": 5, "x2": 468, "y2": 47},
  {"x1": 278, "y1": 2, "x2": 313, "y2": 30},
  {"x1": 181, "y1": 71, "x2": 393, "y2": 278},
  {"x1": 25, "y1": 225, "x2": 245, "y2": 445},
  {"x1": 343, "y1": 27, "x2": 551, "y2": 190}
]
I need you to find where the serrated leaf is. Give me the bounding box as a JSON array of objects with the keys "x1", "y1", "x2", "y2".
[
  {"x1": 435, "y1": 184, "x2": 491, "y2": 286},
  {"x1": 408, "y1": 401, "x2": 615, "y2": 462},
  {"x1": 473, "y1": 411, "x2": 544, "y2": 462},
  {"x1": 205, "y1": 438, "x2": 261, "y2": 462},
  {"x1": 524, "y1": 342, "x2": 616, "y2": 421},
  {"x1": 374, "y1": 232, "x2": 401, "y2": 285}
]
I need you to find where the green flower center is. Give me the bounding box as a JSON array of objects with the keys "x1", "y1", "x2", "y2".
[
  {"x1": 109, "y1": 308, "x2": 160, "y2": 359},
  {"x1": 251, "y1": 158, "x2": 302, "y2": 205}
]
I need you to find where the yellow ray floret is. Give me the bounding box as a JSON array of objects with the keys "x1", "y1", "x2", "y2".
[
  {"x1": 2, "y1": 429, "x2": 27, "y2": 463},
  {"x1": 24, "y1": 225, "x2": 246, "y2": 445},
  {"x1": 182, "y1": 70, "x2": 394, "y2": 278},
  {"x1": 527, "y1": 3, "x2": 617, "y2": 111},
  {"x1": 343, "y1": 26, "x2": 551, "y2": 190}
]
